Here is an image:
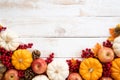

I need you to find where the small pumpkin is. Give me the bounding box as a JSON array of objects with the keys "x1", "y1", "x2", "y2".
[
  {"x1": 47, "y1": 60, "x2": 69, "y2": 80},
  {"x1": 79, "y1": 58, "x2": 103, "y2": 80},
  {"x1": 12, "y1": 49, "x2": 33, "y2": 70},
  {"x1": 32, "y1": 75, "x2": 49, "y2": 80},
  {"x1": 0, "y1": 30, "x2": 20, "y2": 51},
  {"x1": 111, "y1": 58, "x2": 120, "y2": 80},
  {"x1": 113, "y1": 36, "x2": 120, "y2": 57}
]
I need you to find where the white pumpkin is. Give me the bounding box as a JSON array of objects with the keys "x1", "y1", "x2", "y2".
[
  {"x1": 47, "y1": 60, "x2": 69, "y2": 80},
  {"x1": 113, "y1": 36, "x2": 120, "y2": 57},
  {"x1": 0, "y1": 30, "x2": 20, "y2": 51},
  {"x1": 32, "y1": 75, "x2": 49, "y2": 80}
]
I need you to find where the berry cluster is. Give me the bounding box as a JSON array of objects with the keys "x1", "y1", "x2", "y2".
[
  {"x1": 17, "y1": 43, "x2": 33, "y2": 49},
  {"x1": 18, "y1": 70, "x2": 25, "y2": 78},
  {"x1": 103, "y1": 40, "x2": 113, "y2": 48},
  {"x1": 81, "y1": 48, "x2": 94, "y2": 58},
  {"x1": 45, "y1": 53, "x2": 54, "y2": 64},
  {"x1": 0, "y1": 48, "x2": 14, "y2": 69},
  {"x1": 102, "y1": 62, "x2": 112, "y2": 77},
  {"x1": 0, "y1": 27, "x2": 6, "y2": 32},
  {"x1": 66, "y1": 59, "x2": 81, "y2": 72}
]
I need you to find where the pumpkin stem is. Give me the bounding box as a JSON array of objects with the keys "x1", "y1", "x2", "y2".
[
  {"x1": 55, "y1": 70, "x2": 59, "y2": 73},
  {"x1": 18, "y1": 59, "x2": 23, "y2": 63},
  {"x1": 89, "y1": 68, "x2": 94, "y2": 73},
  {"x1": 5, "y1": 40, "x2": 10, "y2": 43}
]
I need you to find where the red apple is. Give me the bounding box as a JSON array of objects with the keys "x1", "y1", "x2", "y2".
[
  {"x1": 67, "y1": 73, "x2": 82, "y2": 80},
  {"x1": 4, "y1": 69, "x2": 19, "y2": 80},
  {"x1": 32, "y1": 58, "x2": 47, "y2": 74},
  {"x1": 98, "y1": 47, "x2": 114, "y2": 63},
  {"x1": 100, "y1": 77, "x2": 113, "y2": 80}
]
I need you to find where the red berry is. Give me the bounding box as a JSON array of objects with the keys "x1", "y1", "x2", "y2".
[
  {"x1": 0, "y1": 27, "x2": 6, "y2": 32},
  {"x1": 45, "y1": 53, "x2": 54, "y2": 64},
  {"x1": 0, "y1": 47, "x2": 14, "y2": 69},
  {"x1": 81, "y1": 48, "x2": 94, "y2": 58},
  {"x1": 17, "y1": 43, "x2": 33, "y2": 49},
  {"x1": 66, "y1": 59, "x2": 81, "y2": 73},
  {"x1": 103, "y1": 40, "x2": 113, "y2": 48},
  {"x1": 102, "y1": 62, "x2": 112, "y2": 77},
  {"x1": 18, "y1": 70, "x2": 25, "y2": 78}
]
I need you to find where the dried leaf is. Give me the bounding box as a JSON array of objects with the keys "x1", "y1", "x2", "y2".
[
  {"x1": 110, "y1": 28, "x2": 115, "y2": 36},
  {"x1": 92, "y1": 43, "x2": 101, "y2": 57},
  {"x1": 108, "y1": 36, "x2": 115, "y2": 41},
  {"x1": 71, "y1": 58, "x2": 77, "y2": 65},
  {"x1": 108, "y1": 28, "x2": 116, "y2": 41}
]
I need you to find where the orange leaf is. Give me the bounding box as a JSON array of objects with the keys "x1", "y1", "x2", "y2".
[
  {"x1": 92, "y1": 43, "x2": 101, "y2": 57},
  {"x1": 108, "y1": 36, "x2": 115, "y2": 41},
  {"x1": 108, "y1": 28, "x2": 116, "y2": 41},
  {"x1": 71, "y1": 58, "x2": 77, "y2": 66},
  {"x1": 109, "y1": 28, "x2": 115, "y2": 36}
]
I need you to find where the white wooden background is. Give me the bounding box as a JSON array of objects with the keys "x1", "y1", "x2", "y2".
[{"x1": 0, "y1": 0, "x2": 120, "y2": 61}]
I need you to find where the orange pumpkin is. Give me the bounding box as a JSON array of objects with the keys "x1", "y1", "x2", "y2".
[
  {"x1": 79, "y1": 58, "x2": 103, "y2": 80},
  {"x1": 111, "y1": 58, "x2": 120, "y2": 80},
  {"x1": 12, "y1": 49, "x2": 33, "y2": 70}
]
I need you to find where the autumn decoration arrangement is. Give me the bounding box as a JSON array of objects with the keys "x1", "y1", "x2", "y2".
[{"x1": 0, "y1": 24, "x2": 120, "y2": 80}]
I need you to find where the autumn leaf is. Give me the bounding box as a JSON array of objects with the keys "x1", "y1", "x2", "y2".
[
  {"x1": 92, "y1": 43, "x2": 101, "y2": 57},
  {"x1": 71, "y1": 58, "x2": 77, "y2": 65},
  {"x1": 109, "y1": 28, "x2": 115, "y2": 36},
  {"x1": 108, "y1": 36, "x2": 115, "y2": 41},
  {"x1": 108, "y1": 25, "x2": 120, "y2": 41}
]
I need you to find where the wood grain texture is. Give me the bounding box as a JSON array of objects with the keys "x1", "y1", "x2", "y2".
[
  {"x1": 20, "y1": 38, "x2": 106, "y2": 57},
  {"x1": 0, "y1": 17, "x2": 118, "y2": 37},
  {"x1": 0, "y1": 0, "x2": 120, "y2": 17},
  {"x1": 0, "y1": 0, "x2": 119, "y2": 59}
]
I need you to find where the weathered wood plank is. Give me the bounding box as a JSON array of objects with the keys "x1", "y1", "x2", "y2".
[
  {"x1": 49, "y1": 0, "x2": 85, "y2": 5},
  {"x1": 0, "y1": 0, "x2": 120, "y2": 16},
  {"x1": 0, "y1": 0, "x2": 84, "y2": 8},
  {"x1": 0, "y1": 17, "x2": 118, "y2": 37},
  {"x1": 20, "y1": 38, "x2": 106, "y2": 57},
  {"x1": 0, "y1": 5, "x2": 80, "y2": 17},
  {"x1": 0, "y1": 0, "x2": 118, "y2": 60}
]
